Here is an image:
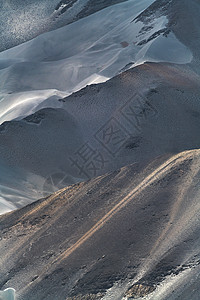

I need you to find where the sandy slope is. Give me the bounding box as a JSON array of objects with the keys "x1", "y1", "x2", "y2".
[{"x1": 0, "y1": 149, "x2": 200, "y2": 300}]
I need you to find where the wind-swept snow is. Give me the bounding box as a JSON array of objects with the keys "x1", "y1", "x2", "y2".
[{"x1": 0, "y1": 0, "x2": 192, "y2": 123}]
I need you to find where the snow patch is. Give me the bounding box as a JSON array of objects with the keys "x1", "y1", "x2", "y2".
[{"x1": 0, "y1": 289, "x2": 15, "y2": 300}]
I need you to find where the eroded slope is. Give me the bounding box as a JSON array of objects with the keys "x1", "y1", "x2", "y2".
[{"x1": 0, "y1": 149, "x2": 200, "y2": 299}]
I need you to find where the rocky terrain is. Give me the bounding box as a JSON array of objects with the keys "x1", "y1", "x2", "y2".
[{"x1": 0, "y1": 149, "x2": 200, "y2": 299}]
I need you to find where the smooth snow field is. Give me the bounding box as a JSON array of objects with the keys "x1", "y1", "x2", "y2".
[{"x1": 0, "y1": 0, "x2": 192, "y2": 124}]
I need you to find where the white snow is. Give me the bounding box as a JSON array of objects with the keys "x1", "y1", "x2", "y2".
[
  {"x1": 0, "y1": 289, "x2": 15, "y2": 300},
  {"x1": 135, "y1": 31, "x2": 193, "y2": 66},
  {"x1": 0, "y1": 0, "x2": 192, "y2": 123}
]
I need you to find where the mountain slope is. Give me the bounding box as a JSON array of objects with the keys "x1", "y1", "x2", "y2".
[
  {"x1": 0, "y1": 0, "x2": 192, "y2": 124},
  {"x1": 0, "y1": 149, "x2": 200, "y2": 299},
  {"x1": 0, "y1": 0, "x2": 200, "y2": 213},
  {"x1": 1, "y1": 61, "x2": 200, "y2": 213}
]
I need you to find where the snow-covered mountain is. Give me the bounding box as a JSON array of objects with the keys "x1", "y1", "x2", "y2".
[
  {"x1": 0, "y1": 0, "x2": 200, "y2": 213},
  {"x1": 0, "y1": 1, "x2": 200, "y2": 300},
  {"x1": 0, "y1": 0, "x2": 193, "y2": 124}
]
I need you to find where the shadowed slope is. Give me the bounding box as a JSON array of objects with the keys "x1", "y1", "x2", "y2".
[
  {"x1": 1, "y1": 61, "x2": 200, "y2": 212},
  {"x1": 0, "y1": 149, "x2": 200, "y2": 299},
  {"x1": 1, "y1": 0, "x2": 200, "y2": 212}
]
